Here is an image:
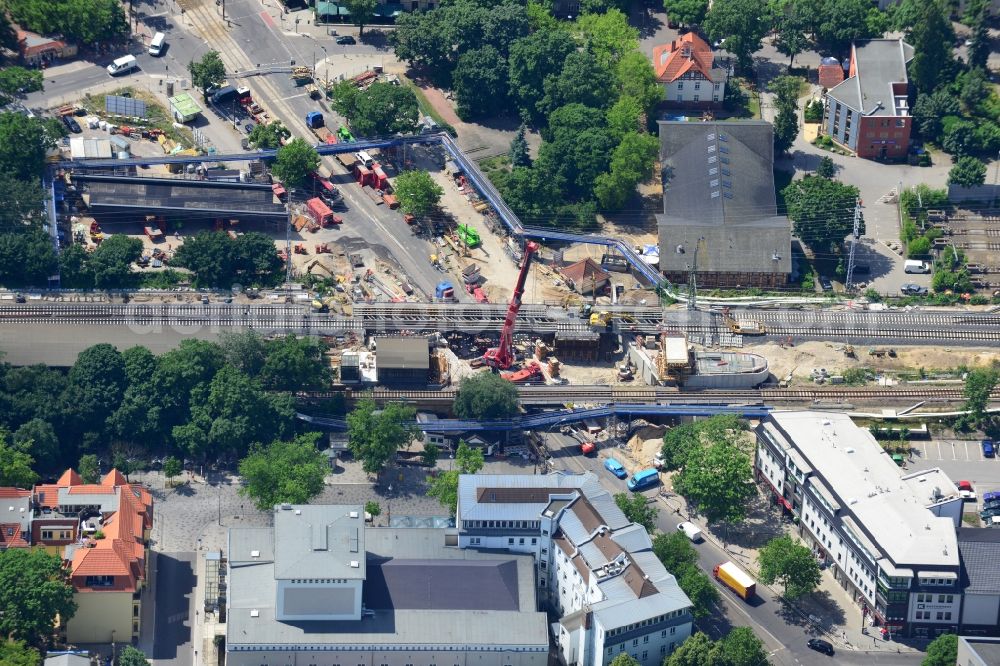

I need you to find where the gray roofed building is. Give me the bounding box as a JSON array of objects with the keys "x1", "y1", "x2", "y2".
[
  {"x1": 375, "y1": 336, "x2": 430, "y2": 387},
  {"x1": 225, "y1": 517, "x2": 547, "y2": 666},
  {"x1": 956, "y1": 528, "x2": 1000, "y2": 633},
  {"x1": 656, "y1": 121, "x2": 791, "y2": 288},
  {"x1": 273, "y1": 504, "x2": 365, "y2": 580},
  {"x1": 44, "y1": 655, "x2": 91, "y2": 666},
  {"x1": 456, "y1": 472, "x2": 693, "y2": 666},
  {"x1": 826, "y1": 39, "x2": 914, "y2": 115},
  {"x1": 957, "y1": 637, "x2": 1000, "y2": 666}
]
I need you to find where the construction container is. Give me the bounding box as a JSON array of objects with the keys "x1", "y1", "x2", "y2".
[{"x1": 548, "y1": 358, "x2": 561, "y2": 377}]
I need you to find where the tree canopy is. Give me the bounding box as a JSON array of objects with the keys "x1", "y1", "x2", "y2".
[
  {"x1": 665, "y1": 629, "x2": 767, "y2": 666},
  {"x1": 239, "y1": 433, "x2": 328, "y2": 511},
  {"x1": 346, "y1": 398, "x2": 419, "y2": 475},
  {"x1": 189, "y1": 51, "x2": 227, "y2": 96},
  {"x1": 453, "y1": 372, "x2": 520, "y2": 420},
  {"x1": 962, "y1": 367, "x2": 998, "y2": 427},
  {"x1": 652, "y1": 531, "x2": 720, "y2": 619},
  {"x1": 782, "y1": 175, "x2": 861, "y2": 254},
  {"x1": 341, "y1": 0, "x2": 377, "y2": 34},
  {"x1": 757, "y1": 535, "x2": 821, "y2": 599},
  {"x1": 172, "y1": 231, "x2": 283, "y2": 288},
  {"x1": 704, "y1": 0, "x2": 772, "y2": 71},
  {"x1": 118, "y1": 646, "x2": 151, "y2": 666},
  {"x1": 0, "y1": 436, "x2": 38, "y2": 488},
  {"x1": 247, "y1": 121, "x2": 289, "y2": 149},
  {"x1": 0, "y1": 67, "x2": 43, "y2": 105},
  {"x1": 0, "y1": 640, "x2": 41, "y2": 666},
  {"x1": 0, "y1": 112, "x2": 63, "y2": 182},
  {"x1": 393, "y1": 170, "x2": 444, "y2": 216},
  {"x1": 454, "y1": 46, "x2": 510, "y2": 120},
  {"x1": 5, "y1": 0, "x2": 127, "y2": 46},
  {"x1": 922, "y1": 633, "x2": 958, "y2": 666},
  {"x1": 671, "y1": 418, "x2": 755, "y2": 524},
  {"x1": 0, "y1": 228, "x2": 58, "y2": 286},
  {"x1": 614, "y1": 492, "x2": 658, "y2": 531},
  {"x1": 0, "y1": 548, "x2": 76, "y2": 647},
  {"x1": 272, "y1": 138, "x2": 320, "y2": 189},
  {"x1": 427, "y1": 440, "x2": 485, "y2": 514},
  {"x1": 663, "y1": 0, "x2": 709, "y2": 27},
  {"x1": 948, "y1": 156, "x2": 987, "y2": 187},
  {"x1": 333, "y1": 82, "x2": 419, "y2": 136}
]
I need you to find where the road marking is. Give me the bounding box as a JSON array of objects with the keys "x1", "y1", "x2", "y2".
[
  {"x1": 280, "y1": 92, "x2": 309, "y2": 101},
  {"x1": 260, "y1": 10, "x2": 276, "y2": 28},
  {"x1": 963, "y1": 441, "x2": 971, "y2": 461},
  {"x1": 951, "y1": 441, "x2": 958, "y2": 461},
  {"x1": 935, "y1": 441, "x2": 943, "y2": 460}
]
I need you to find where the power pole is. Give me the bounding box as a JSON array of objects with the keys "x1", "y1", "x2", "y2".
[
  {"x1": 686, "y1": 237, "x2": 705, "y2": 310},
  {"x1": 845, "y1": 198, "x2": 863, "y2": 290},
  {"x1": 285, "y1": 194, "x2": 293, "y2": 285}
]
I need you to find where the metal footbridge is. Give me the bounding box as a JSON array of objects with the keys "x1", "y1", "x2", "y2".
[
  {"x1": 297, "y1": 403, "x2": 773, "y2": 432},
  {"x1": 54, "y1": 132, "x2": 663, "y2": 284}
]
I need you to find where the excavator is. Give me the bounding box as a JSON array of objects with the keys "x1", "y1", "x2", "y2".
[
  {"x1": 483, "y1": 241, "x2": 542, "y2": 383},
  {"x1": 589, "y1": 311, "x2": 638, "y2": 330}
]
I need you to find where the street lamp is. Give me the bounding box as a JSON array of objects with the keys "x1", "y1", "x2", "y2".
[{"x1": 387, "y1": 484, "x2": 393, "y2": 526}]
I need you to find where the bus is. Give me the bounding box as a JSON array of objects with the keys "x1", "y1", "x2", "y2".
[{"x1": 627, "y1": 468, "x2": 660, "y2": 492}]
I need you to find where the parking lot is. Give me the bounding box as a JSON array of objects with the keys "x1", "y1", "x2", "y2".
[
  {"x1": 911, "y1": 438, "x2": 995, "y2": 464},
  {"x1": 908, "y1": 437, "x2": 1000, "y2": 526}
]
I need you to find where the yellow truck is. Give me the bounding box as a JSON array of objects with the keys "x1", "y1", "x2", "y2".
[{"x1": 713, "y1": 561, "x2": 756, "y2": 601}]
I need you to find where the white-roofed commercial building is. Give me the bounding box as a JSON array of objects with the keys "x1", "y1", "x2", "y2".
[
  {"x1": 457, "y1": 472, "x2": 693, "y2": 666},
  {"x1": 754, "y1": 412, "x2": 961, "y2": 638}
]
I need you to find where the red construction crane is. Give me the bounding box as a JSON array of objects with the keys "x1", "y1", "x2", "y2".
[{"x1": 482, "y1": 241, "x2": 539, "y2": 370}]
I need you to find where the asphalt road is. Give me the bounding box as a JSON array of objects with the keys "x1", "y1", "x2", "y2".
[
  {"x1": 151, "y1": 551, "x2": 196, "y2": 666},
  {"x1": 548, "y1": 437, "x2": 920, "y2": 666}
]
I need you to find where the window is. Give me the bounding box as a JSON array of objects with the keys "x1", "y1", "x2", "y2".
[
  {"x1": 661, "y1": 630, "x2": 666, "y2": 637},
  {"x1": 531, "y1": 538, "x2": 537, "y2": 545},
  {"x1": 543, "y1": 529, "x2": 549, "y2": 536},
  {"x1": 642, "y1": 651, "x2": 648, "y2": 661},
  {"x1": 936, "y1": 612, "x2": 943, "y2": 620},
  {"x1": 945, "y1": 612, "x2": 952, "y2": 620},
  {"x1": 896, "y1": 118, "x2": 905, "y2": 127},
  {"x1": 678, "y1": 82, "x2": 684, "y2": 90},
  {"x1": 676, "y1": 95, "x2": 683, "y2": 102},
  {"x1": 541, "y1": 548, "x2": 548, "y2": 555},
  {"x1": 541, "y1": 562, "x2": 547, "y2": 570},
  {"x1": 661, "y1": 646, "x2": 667, "y2": 655},
  {"x1": 714, "y1": 82, "x2": 720, "y2": 90},
  {"x1": 85, "y1": 575, "x2": 114, "y2": 587},
  {"x1": 633, "y1": 639, "x2": 639, "y2": 647},
  {"x1": 508, "y1": 538, "x2": 514, "y2": 545},
  {"x1": 693, "y1": 95, "x2": 700, "y2": 102},
  {"x1": 607, "y1": 647, "x2": 613, "y2": 654},
  {"x1": 670, "y1": 627, "x2": 676, "y2": 635},
  {"x1": 519, "y1": 538, "x2": 525, "y2": 545},
  {"x1": 694, "y1": 82, "x2": 700, "y2": 90},
  {"x1": 643, "y1": 635, "x2": 649, "y2": 644},
  {"x1": 713, "y1": 96, "x2": 719, "y2": 102}
]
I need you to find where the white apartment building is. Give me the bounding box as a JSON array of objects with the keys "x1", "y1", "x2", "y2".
[
  {"x1": 457, "y1": 473, "x2": 693, "y2": 666},
  {"x1": 755, "y1": 412, "x2": 962, "y2": 638}
]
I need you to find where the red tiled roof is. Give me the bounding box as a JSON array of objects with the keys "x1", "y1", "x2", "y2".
[
  {"x1": 102, "y1": 469, "x2": 128, "y2": 487},
  {"x1": 0, "y1": 523, "x2": 28, "y2": 549},
  {"x1": 67, "y1": 484, "x2": 115, "y2": 495},
  {"x1": 34, "y1": 485, "x2": 61, "y2": 508},
  {"x1": 560, "y1": 258, "x2": 610, "y2": 286},
  {"x1": 0, "y1": 488, "x2": 31, "y2": 498},
  {"x1": 818, "y1": 63, "x2": 845, "y2": 89},
  {"x1": 57, "y1": 469, "x2": 83, "y2": 486},
  {"x1": 652, "y1": 32, "x2": 716, "y2": 84}
]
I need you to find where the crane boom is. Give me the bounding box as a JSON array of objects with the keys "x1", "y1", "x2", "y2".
[{"x1": 483, "y1": 241, "x2": 539, "y2": 369}]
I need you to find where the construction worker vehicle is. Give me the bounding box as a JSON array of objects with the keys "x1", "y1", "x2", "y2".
[
  {"x1": 483, "y1": 241, "x2": 540, "y2": 373},
  {"x1": 721, "y1": 309, "x2": 766, "y2": 335},
  {"x1": 589, "y1": 311, "x2": 637, "y2": 330}
]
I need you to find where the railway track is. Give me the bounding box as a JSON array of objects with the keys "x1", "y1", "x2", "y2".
[
  {"x1": 297, "y1": 386, "x2": 986, "y2": 405},
  {"x1": 1, "y1": 304, "x2": 998, "y2": 344}
]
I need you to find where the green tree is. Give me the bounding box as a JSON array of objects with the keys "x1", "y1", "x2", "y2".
[
  {"x1": 346, "y1": 398, "x2": 419, "y2": 475},
  {"x1": 967, "y1": 19, "x2": 990, "y2": 69},
  {"x1": 541, "y1": 50, "x2": 616, "y2": 116},
  {"x1": 162, "y1": 455, "x2": 182, "y2": 487},
  {"x1": 88, "y1": 234, "x2": 142, "y2": 288},
  {"x1": 0, "y1": 228, "x2": 58, "y2": 287},
  {"x1": 906, "y1": 0, "x2": 955, "y2": 94},
  {"x1": 0, "y1": 640, "x2": 41, "y2": 666},
  {"x1": 219, "y1": 331, "x2": 268, "y2": 377},
  {"x1": 942, "y1": 119, "x2": 977, "y2": 158},
  {"x1": 674, "y1": 441, "x2": 755, "y2": 524},
  {"x1": 507, "y1": 28, "x2": 577, "y2": 121},
  {"x1": 606, "y1": 96, "x2": 643, "y2": 141},
  {"x1": 58, "y1": 243, "x2": 92, "y2": 289},
  {"x1": 173, "y1": 231, "x2": 282, "y2": 288},
  {"x1": 118, "y1": 646, "x2": 151, "y2": 666},
  {"x1": 959, "y1": 68, "x2": 990, "y2": 114},
  {"x1": 0, "y1": 66, "x2": 43, "y2": 105},
  {"x1": 677, "y1": 566, "x2": 720, "y2": 620},
  {"x1": 757, "y1": 535, "x2": 821, "y2": 598},
  {"x1": 422, "y1": 443, "x2": 440, "y2": 466},
  {"x1": 922, "y1": 633, "x2": 957, "y2": 666},
  {"x1": 616, "y1": 51, "x2": 662, "y2": 119},
  {"x1": 963, "y1": 367, "x2": 998, "y2": 426},
  {"x1": 454, "y1": 372, "x2": 519, "y2": 420},
  {"x1": 704, "y1": 0, "x2": 772, "y2": 71},
  {"x1": 812, "y1": 0, "x2": 884, "y2": 54},
  {"x1": 912, "y1": 88, "x2": 959, "y2": 142},
  {"x1": 453, "y1": 45, "x2": 509, "y2": 120},
  {"x1": 12, "y1": 418, "x2": 60, "y2": 470},
  {"x1": 594, "y1": 131, "x2": 659, "y2": 210},
  {"x1": 816, "y1": 156, "x2": 836, "y2": 178},
  {"x1": 365, "y1": 500, "x2": 382, "y2": 518},
  {"x1": 0, "y1": 112, "x2": 66, "y2": 182},
  {"x1": 658, "y1": 422, "x2": 705, "y2": 472},
  {"x1": 783, "y1": 175, "x2": 861, "y2": 254},
  {"x1": 272, "y1": 138, "x2": 320, "y2": 189},
  {"x1": 394, "y1": 170, "x2": 444, "y2": 216},
  {"x1": 948, "y1": 156, "x2": 987, "y2": 187},
  {"x1": 260, "y1": 335, "x2": 331, "y2": 391},
  {"x1": 509, "y1": 124, "x2": 530, "y2": 167},
  {"x1": 0, "y1": 548, "x2": 76, "y2": 647},
  {"x1": 78, "y1": 453, "x2": 100, "y2": 483},
  {"x1": 247, "y1": 121, "x2": 289, "y2": 149},
  {"x1": 189, "y1": 50, "x2": 227, "y2": 97},
  {"x1": 614, "y1": 492, "x2": 658, "y2": 531},
  {"x1": 717, "y1": 627, "x2": 769, "y2": 666},
  {"x1": 63, "y1": 343, "x2": 128, "y2": 438},
  {"x1": 576, "y1": 9, "x2": 639, "y2": 69},
  {"x1": 0, "y1": 437, "x2": 38, "y2": 488},
  {"x1": 346, "y1": 82, "x2": 419, "y2": 137},
  {"x1": 427, "y1": 440, "x2": 484, "y2": 514},
  {"x1": 663, "y1": 0, "x2": 709, "y2": 26},
  {"x1": 773, "y1": 105, "x2": 798, "y2": 154},
  {"x1": 666, "y1": 632, "x2": 718, "y2": 665},
  {"x1": 0, "y1": 171, "x2": 46, "y2": 233},
  {"x1": 341, "y1": 0, "x2": 377, "y2": 35},
  {"x1": 238, "y1": 433, "x2": 328, "y2": 511},
  {"x1": 771, "y1": 0, "x2": 809, "y2": 65},
  {"x1": 608, "y1": 655, "x2": 639, "y2": 666},
  {"x1": 907, "y1": 236, "x2": 931, "y2": 257},
  {"x1": 652, "y1": 531, "x2": 698, "y2": 572}
]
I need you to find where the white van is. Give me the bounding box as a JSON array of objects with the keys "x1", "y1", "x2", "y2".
[
  {"x1": 148, "y1": 32, "x2": 166, "y2": 56},
  {"x1": 677, "y1": 521, "x2": 703, "y2": 543},
  {"x1": 904, "y1": 260, "x2": 930, "y2": 274},
  {"x1": 107, "y1": 55, "x2": 138, "y2": 76}
]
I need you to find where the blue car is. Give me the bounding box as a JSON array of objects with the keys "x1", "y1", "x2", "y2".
[
  {"x1": 604, "y1": 458, "x2": 627, "y2": 479},
  {"x1": 983, "y1": 439, "x2": 995, "y2": 458}
]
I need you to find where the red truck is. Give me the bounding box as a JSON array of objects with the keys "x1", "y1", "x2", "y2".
[{"x1": 305, "y1": 197, "x2": 342, "y2": 227}]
